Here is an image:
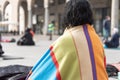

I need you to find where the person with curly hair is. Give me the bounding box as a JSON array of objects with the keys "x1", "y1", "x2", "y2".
[{"x1": 26, "y1": 0, "x2": 108, "y2": 80}]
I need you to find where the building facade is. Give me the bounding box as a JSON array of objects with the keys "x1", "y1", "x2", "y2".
[{"x1": 0, "y1": 0, "x2": 119, "y2": 35}]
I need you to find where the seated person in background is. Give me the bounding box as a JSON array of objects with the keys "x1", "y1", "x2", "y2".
[
  {"x1": 104, "y1": 28, "x2": 119, "y2": 48},
  {"x1": 0, "y1": 38, "x2": 16, "y2": 43},
  {"x1": 0, "y1": 44, "x2": 4, "y2": 56},
  {"x1": 17, "y1": 28, "x2": 35, "y2": 46}
]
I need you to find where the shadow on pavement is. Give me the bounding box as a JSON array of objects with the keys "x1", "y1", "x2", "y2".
[{"x1": 0, "y1": 55, "x2": 24, "y2": 60}]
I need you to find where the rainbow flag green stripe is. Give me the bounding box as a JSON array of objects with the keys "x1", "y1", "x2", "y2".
[{"x1": 52, "y1": 30, "x2": 81, "y2": 80}]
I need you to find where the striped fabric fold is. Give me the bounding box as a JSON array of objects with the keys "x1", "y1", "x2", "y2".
[
  {"x1": 83, "y1": 25, "x2": 97, "y2": 80},
  {"x1": 26, "y1": 24, "x2": 108, "y2": 80}
]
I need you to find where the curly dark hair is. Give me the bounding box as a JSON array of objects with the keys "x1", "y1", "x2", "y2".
[{"x1": 63, "y1": 0, "x2": 93, "y2": 27}]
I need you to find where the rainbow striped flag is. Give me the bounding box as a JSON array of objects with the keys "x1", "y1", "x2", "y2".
[{"x1": 26, "y1": 24, "x2": 108, "y2": 80}]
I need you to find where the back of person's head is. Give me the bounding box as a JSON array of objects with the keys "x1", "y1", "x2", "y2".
[
  {"x1": 51, "y1": 21, "x2": 55, "y2": 24},
  {"x1": 63, "y1": 0, "x2": 93, "y2": 27},
  {"x1": 26, "y1": 28, "x2": 31, "y2": 33},
  {"x1": 111, "y1": 27, "x2": 119, "y2": 36},
  {"x1": 113, "y1": 28, "x2": 119, "y2": 34},
  {"x1": 106, "y1": 16, "x2": 110, "y2": 20}
]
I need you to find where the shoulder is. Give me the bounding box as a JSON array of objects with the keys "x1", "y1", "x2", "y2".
[
  {"x1": 52, "y1": 30, "x2": 74, "y2": 50},
  {"x1": 55, "y1": 31, "x2": 72, "y2": 44}
]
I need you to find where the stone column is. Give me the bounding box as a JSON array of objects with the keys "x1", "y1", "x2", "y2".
[
  {"x1": 1, "y1": 7, "x2": 4, "y2": 22},
  {"x1": 44, "y1": 0, "x2": 49, "y2": 35},
  {"x1": 28, "y1": 10, "x2": 32, "y2": 28},
  {"x1": 27, "y1": 1, "x2": 32, "y2": 28},
  {"x1": 11, "y1": 3, "x2": 18, "y2": 32},
  {"x1": 111, "y1": 0, "x2": 119, "y2": 33},
  {"x1": 66, "y1": 0, "x2": 70, "y2": 2},
  {"x1": 0, "y1": 1, "x2": 4, "y2": 21}
]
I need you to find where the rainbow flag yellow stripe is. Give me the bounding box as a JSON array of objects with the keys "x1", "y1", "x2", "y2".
[{"x1": 26, "y1": 25, "x2": 108, "y2": 80}]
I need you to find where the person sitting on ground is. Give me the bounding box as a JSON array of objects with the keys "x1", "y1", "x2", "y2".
[
  {"x1": 104, "y1": 28, "x2": 119, "y2": 48},
  {"x1": 0, "y1": 38, "x2": 16, "y2": 43},
  {"x1": 0, "y1": 44, "x2": 4, "y2": 56},
  {"x1": 26, "y1": 0, "x2": 108, "y2": 80},
  {"x1": 17, "y1": 28, "x2": 35, "y2": 46}
]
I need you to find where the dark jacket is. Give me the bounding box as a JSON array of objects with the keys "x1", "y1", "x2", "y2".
[
  {"x1": 0, "y1": 44, "x2": 4, "y2": 56},
  {"x1": 104, "y1": 20, "x2": 111, "y2": 31},
  {"x1": 17, "y1": 30, "x2": 35, "y2": 46},
  {"x1": 105, "y1": 32, "x2": 119, "y2": 48}
]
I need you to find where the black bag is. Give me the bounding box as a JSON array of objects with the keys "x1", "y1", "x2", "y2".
[
  {"x1": 0, "y1": 65, "x2": 32, "y2": 80},
  {"x1": 10, "y1": 38, "x2": 16, "y2": 42},
  {"x1": 17, "y1": 38, "x2": 27, "y2": 45},
  {"x1": 106, "y1": 64, "x2": 119, "y2": 77}
]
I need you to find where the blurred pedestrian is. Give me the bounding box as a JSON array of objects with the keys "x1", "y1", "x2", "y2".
[
  {"x1": 48, "y1": 21, "x2": 55, "y2": 40},
  {"x1": 0, "y1": 44, "x2": 4, "y2": 56},
  {"x1": 17, "y1": 28, "x2": 35, "y2": 46},
  {"x1": 103, "y1": 16, "x2": 111, "y2": 41},
  {"x1": 26, "y1": 0, "x2": 108, "y2": 80},
  {"x1": 104, "y1": 28, "x2": 119, "y2": 48}
]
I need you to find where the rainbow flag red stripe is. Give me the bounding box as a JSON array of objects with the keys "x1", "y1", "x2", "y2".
[{"x1": 50, "y1": 46, "x2": 61, "y2": 80}]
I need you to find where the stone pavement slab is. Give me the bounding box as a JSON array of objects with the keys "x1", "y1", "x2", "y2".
[{"x1": 0, "y1": 34, "x2": 120, "y2": 80}]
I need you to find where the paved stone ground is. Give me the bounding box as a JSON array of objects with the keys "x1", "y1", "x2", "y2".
[
  {"x1": 0, "y1": 34, "x2": 120, "y2": 80},
  {"x1": 0, "y1": 34, "x2": 57, "y2": 67}
]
